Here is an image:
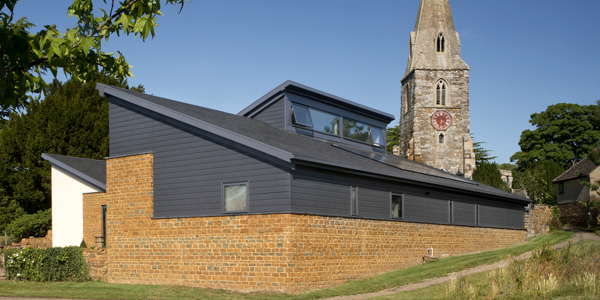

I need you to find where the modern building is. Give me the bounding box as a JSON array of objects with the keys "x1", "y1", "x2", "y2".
[{"x1": 44, "y1": 79, "x2": 529, "y2": 292}]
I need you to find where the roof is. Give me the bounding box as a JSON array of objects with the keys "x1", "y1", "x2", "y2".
[
  {"x1": 238, "y1": 80, "x2": 395, "y2": 124},
  {"x1": 97, "y1": 83, "x2": 530, "y2": 204},
  {"x1": 553, "y1": 148, "x2": 600, "y2": 182},
  {"x1": 41, "y1": 153, "x2": 106, "y2": 191}
]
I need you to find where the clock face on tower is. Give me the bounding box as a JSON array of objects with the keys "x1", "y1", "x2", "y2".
[{"x1": 431, "y1": 110, "x2": 452, "y2": 131}]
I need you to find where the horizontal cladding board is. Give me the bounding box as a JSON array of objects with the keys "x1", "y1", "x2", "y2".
[
  {"x1": 453, "y1": 202, "x2": 476, "y2": 225},
  {"x1": 155, "y1": 163, "x2": 277, "y2": 177},
  {"x1": 155, "y1": 173, "x2": 287, "y2": 188},
  {"x1": 155, "y1": 182, "x2": 290, "y2": 197},
  {"x1": 154, "y1": 193, "x2": 289, "y2": 209}
]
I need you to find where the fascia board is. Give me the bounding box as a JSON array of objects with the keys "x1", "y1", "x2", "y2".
[
  {"x1": 41, "y1": 153, "x2": 106, "y2": 192},
  {"x1": 238, "y1": 80, "x2": 396, "y2": 123},
  {"x1": 98, "y1": 85, "x2": 294, "y2": 163},
  {"x1": 238, "y1": 80, "x2": 291, "y2": 116},
  {"x1": 292, "y1": 156, "x2": 530, "y2": 205}
]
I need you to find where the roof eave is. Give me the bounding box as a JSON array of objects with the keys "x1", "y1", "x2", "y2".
[
  {"x1": 97, "y1": 84, "x2": 295, "y2": 164},
  {"x1": 41, "y1": 153, "x2": 106, "y2": 192}
]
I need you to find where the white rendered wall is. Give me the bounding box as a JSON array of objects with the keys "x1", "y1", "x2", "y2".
[{"x1": 51, "y1": 167, "x2": 101, "y2": 247}]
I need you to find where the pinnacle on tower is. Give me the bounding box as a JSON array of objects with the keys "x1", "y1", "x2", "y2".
[{"x1": 405, "y1": 0, "x2": 469, "y2": 76}]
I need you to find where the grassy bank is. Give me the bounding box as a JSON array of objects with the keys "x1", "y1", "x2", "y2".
[
  {"x1": 375, "y1": 239, "x2": 600, "y2": 300},
  {"x1": 0, "y1": 231, "x2": 573, "y2": 300}
]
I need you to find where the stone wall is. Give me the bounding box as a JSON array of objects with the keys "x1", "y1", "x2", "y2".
[
  {"x1": 82, "y1": 153, "x2": 526, "y2": 292},
  {"x1": 4, "y1": 230, "x2": 52, "y2": 249},
  {"x1": 524, "y1": 205, "x2": 551, "y2": 239},
  {"x1": 559, "y1": 201, "x2": 600, "y2": 227},
  {"x1": 83, "y1": 192, "x2": 107, "y2": 248},
  {"x1": 84, "y1": 248, "x2": 107, "y2": 281}
]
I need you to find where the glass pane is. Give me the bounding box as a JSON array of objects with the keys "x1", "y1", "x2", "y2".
[
  {"x1": 391, "y1": 195, "x2": 402, "y2": 218},
  {"x1": 343, "y1": 119, "x2": 370, "y2": 143},
  {"x1": 224, "y1": 184, "x2": 247, "y2": 212},
  {"x1": 310, "y1": 109, "x2": 339, "y2": 135},
  {"x1": 371, "y1": 127, "x2": 385, "y2": 147},
  {"x1": 292, "y1": 104, "x2": 312, "y2": 127}
]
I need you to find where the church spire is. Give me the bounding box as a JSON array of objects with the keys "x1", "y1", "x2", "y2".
[{"x1": 405, "y1": 0, "x2": 469, "y2": 76}]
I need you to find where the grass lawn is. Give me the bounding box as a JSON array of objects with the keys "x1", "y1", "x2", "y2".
[
  {"x1": 0, "y1": 231, "x2": 573, "y2": 300},
  {"x1": 373, "y1": 240, "x2": 600, "y2": 300}
]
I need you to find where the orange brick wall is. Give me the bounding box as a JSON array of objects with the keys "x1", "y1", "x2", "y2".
[
  {"x1": 86, "y1": 153, "x2": 526, "y2": 293},
  {"x1": 83, "y1": 192, "x2": 107, "y2": 248}
]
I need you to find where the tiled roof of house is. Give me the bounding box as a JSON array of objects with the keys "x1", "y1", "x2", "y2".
[
  {"x1": 553, "y1": 147, "x2": 600, "y2": 182},
  {"x1": 97, "y1": 84, "x2": 530, "y2": 204}
]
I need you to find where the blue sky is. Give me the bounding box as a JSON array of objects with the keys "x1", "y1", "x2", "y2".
[{"x1": 15, "y1": 0, "x2": 600, "y2": 164}]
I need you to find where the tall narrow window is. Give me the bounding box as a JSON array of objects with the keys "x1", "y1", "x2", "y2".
[
  {"x1": 439, "y1": 133, "x2": 444, "y2": 144},
  {"x1": 475, "y1": 204, "x2": 480, "y2": 226},
  {"x1": 391, "y1": 194, "x2": 403, "y2": 219},
  {"x1": 437, "y1": 33, "x2": 445, "y2": 52},
  {"x1": 406, "y1": 85, "x2": 411, "y2": 112},
  {"x1": 101, "y1": 205, "x2": 107, "y2": 248},
  {"x1": 449, "y1": 201, "x2": 453, "y2": 223},
  {"x1": 351, "y1": 187, "x2": 358, "y2": 216},
  {"x1": 436, "y1": 80, "x2": 447, "y2": 105},
  {"x1": 559, "y1": 182, "x2": 564, "y2": 194}
]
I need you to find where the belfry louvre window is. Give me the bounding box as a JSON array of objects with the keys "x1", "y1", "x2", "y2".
[
  {"x1": 436, "y1": 80, "x2": 447, "y2": 105},
  {"x1": 437, "y1": 33, "x2": 445, "y2": 52}
]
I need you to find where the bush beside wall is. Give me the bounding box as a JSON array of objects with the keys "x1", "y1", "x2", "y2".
[{"x1": 3, "y1": 247, "x2": 89, "y2": 281}]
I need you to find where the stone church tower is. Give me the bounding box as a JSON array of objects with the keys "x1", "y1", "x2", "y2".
[{"x1": 399, "y1": 0, "x2": 476, "y2": 178}]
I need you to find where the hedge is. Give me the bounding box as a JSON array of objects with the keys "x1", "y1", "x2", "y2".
[{"x1": 3, "y1": 247, "x2": 89, "y2": 281}]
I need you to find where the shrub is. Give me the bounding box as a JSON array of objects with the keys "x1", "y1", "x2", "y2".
[
  {"x1": 6, "y1": 209, "x2": 51, "y2": 242},
  {"x1": 3, "y1": 247, "x2": 89, "y2": 282},
  {"x1": 79, "y1": 239, "x2": 87, "y2": 248},
  {"x1": 550, "y1": 217, "x2": 562, "y2": 232}
]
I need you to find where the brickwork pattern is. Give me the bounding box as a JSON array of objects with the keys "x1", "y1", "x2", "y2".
[
  {"x1": 559, "y1": 201, "x2": 600, "y2": 227},
  {"x1": 83, "y1": 192, "x2": 107, "y2": 248},
  {"x1": 84, "y1": 248, "x2": 108, "y2": 281},
  {"x1": 83, "y1": 153, "x2": 526, "y2": 292},
  {"x1": 524, "y1": 205, "x2": 551, "y2": 239}
]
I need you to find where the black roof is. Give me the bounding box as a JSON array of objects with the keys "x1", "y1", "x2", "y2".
[
  {"x1": 97, "y1": 83, "x2": 530, "y2": 204},
  {"x1": 42, "y1": 153, "x2": 106, "y2": 191},
  {"x1": 554, "y1": 147, "x2": 600, "y2": 183}
]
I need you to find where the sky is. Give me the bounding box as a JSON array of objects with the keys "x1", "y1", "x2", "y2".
[{"x1": 13, "y1": 0, "x2": 600, "y2": 164}]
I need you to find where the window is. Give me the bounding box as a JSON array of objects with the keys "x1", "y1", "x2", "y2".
[
  {"x1": 559, "y1": 182, "x2": 564, "y2": 194},
  {"x1": 371, "y1": 127, "x2": 385, "y2": 147},
  {"x1": 291, "y1": 104, "x2": 312, "y2": 127},
  {"x1": 449, "y1": 201, "x2": 453, "y2": 223},
  {"x1": 475, "y1": 204, "x2": 480, "y2": 226},
  {"x1": 436, "y1": 80, "x2": 447, "y2": 105},
  {"x1": 101, "y1": 205, "x2": 107, "y2": 248},
  {"x1": 436, "y1": 33, "x2": 445, "y2": 52},
  {"x1": 391, "y1": 194, "x2": 403, "y2": 219},
  {"x1": 223, "y1": 183, "x2": 248, "y2": 213},
  {"x1": 351, "y1": 187, "x2": 358, "y2": 216},
  {"x1": 439, "y1": 133, "x2": 444, "y2": 143},
  {"x1": 311, "y1": 109, "x2": 339, "y2": 135}
]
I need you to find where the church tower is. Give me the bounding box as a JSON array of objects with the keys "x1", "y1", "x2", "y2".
[{"x1": 399, "y1": 0, "x2": 476, "y2": 178}]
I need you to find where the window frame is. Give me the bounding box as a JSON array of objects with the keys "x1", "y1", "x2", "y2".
[
  {"x1": 449, "y1": 200, "x2": 454, "y2": 224},
  {"x1": 290, "y1": 103, "x2": 313, "y2": 128},
  {"x1": 222, "y1": 182, "x2": 250, "y2": 214},
  {"x1": 101, "y1": 205, "x2": 107, "y2": 248},
  {"x1": 390, "y1": 193, "x2": 404, "y2": 219},
  {"x1": 308, "y1": 107, "x2": 341, "y2": 136},
  {"x1": 558, "y1": 182, "x2": 564, "y2": 194},
  {"x1": 435, "y1": 79, "x2": 448, "y2": 106},
  {"x1": 350, "y1": 186, "x2": 358, "y2": 216}
]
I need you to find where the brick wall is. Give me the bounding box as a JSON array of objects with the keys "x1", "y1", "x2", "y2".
[
  {"x1": 524, "y1": 205, "x2": 551, "y2": 239},
  {"x1": 84, "y1": 248, "x2": 107, "y2": 281},
  {"x1": 83, "y1": 192, "x2": 107, "y2": 248},
  {"x1": 5, "y1": 230, "x2": 53, "y2": 249},
  {"x1": 86, "y1": 153, "x2": 526, "y2": 293}
]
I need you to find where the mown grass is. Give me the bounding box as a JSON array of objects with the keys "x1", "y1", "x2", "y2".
[
  {"x1": 0, "y1": 231, "x2": 574, "y2": 300},
  {"x1": 374, "y1": 239, "x2": 600, "y2": 300}
]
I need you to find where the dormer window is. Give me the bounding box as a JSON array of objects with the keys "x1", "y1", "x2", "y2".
[
  {"x1": 436, "y1": 33, "x2": 445, "y2": 52},
  {"x1": 291, "y1": 103, "x2": 339, "y2": 135},
  {"x1": 436, "y1": 80, "x2": 447, "y2": 105},
  {"x1": 291, "y1": 104, "x2": 312, "y2": 127}
]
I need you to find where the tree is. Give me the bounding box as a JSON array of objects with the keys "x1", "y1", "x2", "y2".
[
  {"x1": 386, "y1": 125, "x2": 399, "y2": 153},
  {"x1": 0, "y1": 0, "x2": 185, "y2": 114},
  {"x1": 0, "y1": 74, "x2": 141, "y2": 236},
  {"x1": 472, "y1": 162, "x2": 511, "y2": 192},
  {"x1": 510, "y1": 102, "x2": 600, "y2": 169},
  {"x1": 512, "y1": 160, "x2": 565, "y2": 204},
  {"x1": 471, "y1": 134, "x2": 497, "y2": 166}
]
